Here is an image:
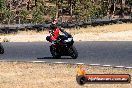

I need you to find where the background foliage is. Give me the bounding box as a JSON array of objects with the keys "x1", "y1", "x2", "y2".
[{"x1": 0, "y1": 0, "x2": 131, "y2": 24}]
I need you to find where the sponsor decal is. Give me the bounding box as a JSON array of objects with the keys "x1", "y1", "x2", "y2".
[{"x1": 76, "y1": 65, "x2": 131, "y2": 85}]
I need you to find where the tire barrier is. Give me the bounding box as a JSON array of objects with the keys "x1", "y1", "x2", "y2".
[{"x1": 0, "y1": 18, "x2": 132, "y2": 34}]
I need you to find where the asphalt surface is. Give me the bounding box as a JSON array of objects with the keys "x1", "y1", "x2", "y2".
[{"x1": 0, "y1": 42, "x2": 132, "y2": 67}]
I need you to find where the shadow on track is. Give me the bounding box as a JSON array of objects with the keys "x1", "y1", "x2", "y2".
[{"x1": 37, "y1": 57, "x2": 74, "y2": 59}]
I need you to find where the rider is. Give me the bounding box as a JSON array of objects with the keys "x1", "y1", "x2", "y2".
[{"x1": 46, "y1": 18, "x2": 65, "y2": 44}]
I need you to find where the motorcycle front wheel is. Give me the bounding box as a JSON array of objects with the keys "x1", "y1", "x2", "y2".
[{"x1": 70, "y1": 46, "x2": 78, "y2": 59}]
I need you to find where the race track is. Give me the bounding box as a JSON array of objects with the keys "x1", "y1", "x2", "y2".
[{"x1": 0, "y1": 42, "x2": 132, "y2": 67}]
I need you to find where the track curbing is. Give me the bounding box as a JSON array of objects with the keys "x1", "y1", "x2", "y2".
[
  {"x1": 89, "y1": 64, "x2": 101, "y2": 66},
  {"x1": 102, "y1": 65, "x2": 112, "y2": 67},
  {"x1": 0, "y1": 59, "x2": 132, "y2": 69},
  {"x1": 113, "y1": 66, "x2": 125, "y2": 68}
]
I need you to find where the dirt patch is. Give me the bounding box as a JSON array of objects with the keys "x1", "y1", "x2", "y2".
[
  {"x1": 0, "y1": 62, "x2": 131, "y2": 88},
  {"x1": 1, "y1": 23, "x2": 132, "y2": 42}
]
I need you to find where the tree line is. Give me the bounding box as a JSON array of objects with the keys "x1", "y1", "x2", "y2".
[{"x1": 0, "y1": 0, "x2": 132, "y2": 24}]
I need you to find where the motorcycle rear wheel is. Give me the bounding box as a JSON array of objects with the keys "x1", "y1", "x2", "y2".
[
  {"x1": 0, "y1": 44, "x2": 4, "y2": 54},
  {"x1": 50, "y1": 46, "x2": 61, "y2": 59}
]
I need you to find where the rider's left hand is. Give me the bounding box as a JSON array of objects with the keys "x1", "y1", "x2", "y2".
[{"x1": 51, "y1": 41, "x2": 55, "y2": 44}]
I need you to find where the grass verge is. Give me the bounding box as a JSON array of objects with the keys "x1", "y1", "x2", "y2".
[{"x1": 0, "y1": 62, "x2": 131, "y2": 88}]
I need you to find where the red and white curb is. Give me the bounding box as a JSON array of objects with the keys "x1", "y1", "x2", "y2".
[{"x1": 0, "y1": 60, "x2": 132, "y2": 69}]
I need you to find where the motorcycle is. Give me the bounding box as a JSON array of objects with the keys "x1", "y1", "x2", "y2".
[
  {"x1": 0, "y1": 43, "x2": 4, "y2": 54},
  {"x1": 47, "y1": 31, "x2": 78, "y2": 59}
]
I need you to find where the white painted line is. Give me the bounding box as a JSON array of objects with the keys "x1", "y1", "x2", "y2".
[
  {"x1": 60, "y1": 62, "x2": 68, "y2": 64},
  {"x1": 32, "y1": 61, "x2": 46, "y2": 63},
  {"x1": 114, "y1": 66, "x2": 125, "y2": 68},
  {"x1": 0, "y1": 60, "x2": 131, "y2": 69},
  {"x1": 102, "y1": 65, "x2": 112, "y2": 67},
  {"x1": 76, "y1": 63, "x2": 85, "y2": 65},
  {"x1": 53, "y1": 62, "x2": 67, "y2": 64},
  {"x1": 125, "y1": 67, "x2": 132, "y2": 69},
  {"x1": 89, "y1": 64, "x2": 100, "y2": 66}
]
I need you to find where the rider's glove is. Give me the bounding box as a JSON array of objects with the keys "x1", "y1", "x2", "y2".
[{"x1": 51, "y1": 41, "x2": 55, "y2": 45}]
